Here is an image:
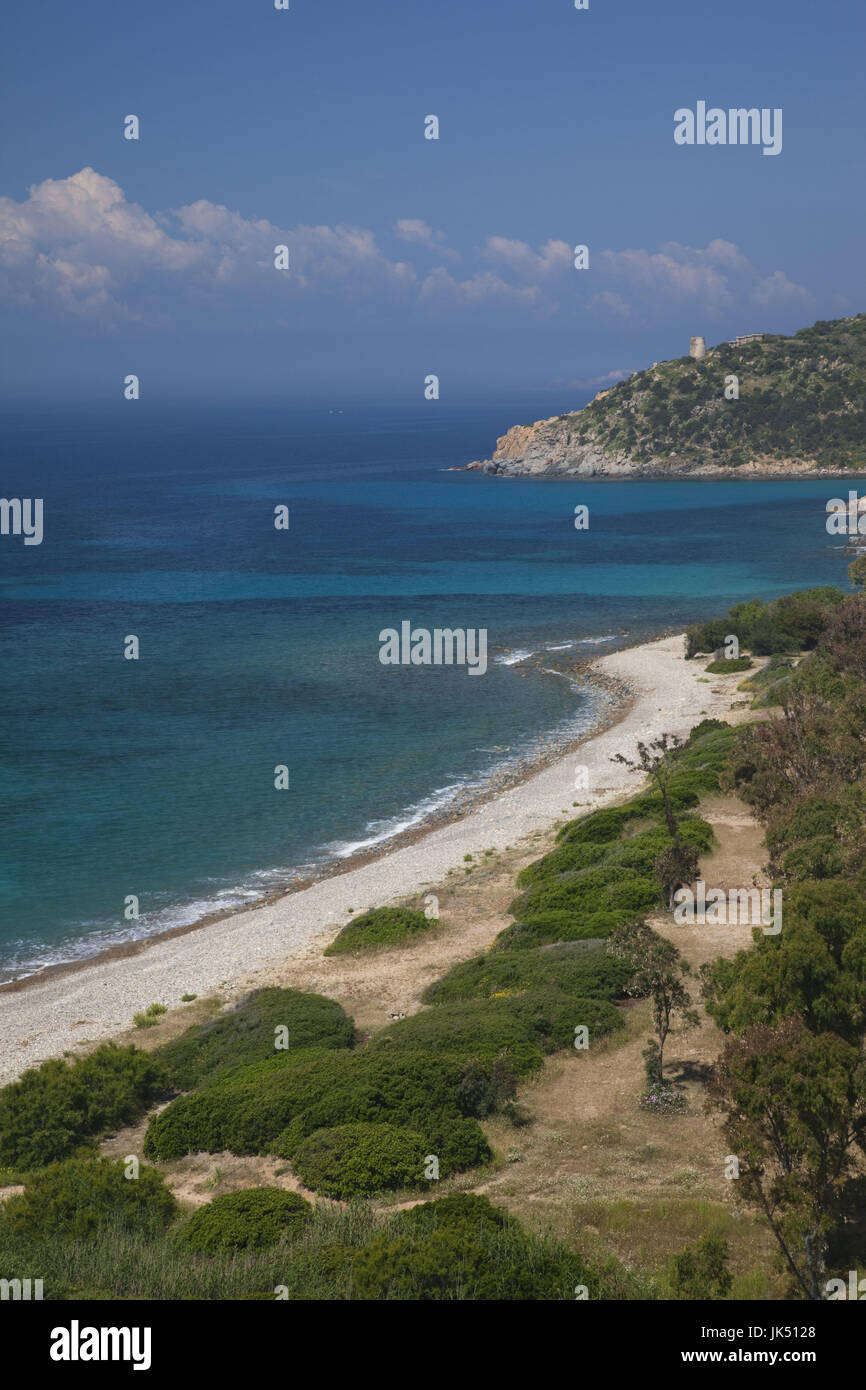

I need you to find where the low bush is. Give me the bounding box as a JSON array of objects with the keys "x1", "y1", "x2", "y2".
[
  {"x1": 175, "y1": 1188, "x2": 312, "y2": 1252},
  {"x1": 556, "y1": 806, "x2": 632, "y2": 844},
  {"x1": 705, "y1": 656, "x2": 753, "y2": 674},
  {"x1": 738, "y1": 656, "x2": 793, "y2": 690},
  {"x1": 350, "y1": 1222, "x2": 633, "y2": 1300},
  {"x1": 157, "y1": 988, "x2": 354, "y2": 1090},
  {"x1": 291, "y1": 1123, "x2": 430, "y2": 1199},
  {"x1": 1, "y1": 1158, "x2": 177, "y2": 1240},
  {"x1": 768, "y1": 794, "x2": 840, "y2": 847},
  {"x1": 324, "y1": 906, "x2": 432, "y2": 956},
  {"x1": 143, "y1": 1047, "x2": 491, "y2": 1180},
  {"x1": 421, "y1": 941, "x2": 631, "y2": 1005},
  {"x1": 779, "y1": 836, "x2": 845, "y2": 881},
  {"x1": 493, "y1": 908, "x2": 635, "y2": 951},
  {"x1": 377, "y1": 991, "x2": 622, "y2": 1065},
  {"x1": 393, "y1": 1192, "x2": 512, "y2": 1235},
  {"x1": 509, "y1": 869, "x2": 661, "y2": 938},
  {"x1": 503, "y1": 993, "x2": 623, "y2": 1052},
  {"x1": 669, "y1": 1233, "x2": 733, "y2": 1300},
  {"x1": 373, "y1": 1003, "x2": 544, "y2": 1076},
  {"x1": 516, "y1": 838, "x2": 607, "y2": 886},
  {"x1": 0, "y1": 1044, "x2": 167, "y2": 1170}
]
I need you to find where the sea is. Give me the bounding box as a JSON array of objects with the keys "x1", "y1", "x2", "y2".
[{"x1": 0, "y1": 396, "x2": 852, "y2": 981}]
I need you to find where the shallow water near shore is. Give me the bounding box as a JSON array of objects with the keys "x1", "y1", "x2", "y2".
[{"x1": 0, "y1": 397, "x2": 852, "y2": 979}]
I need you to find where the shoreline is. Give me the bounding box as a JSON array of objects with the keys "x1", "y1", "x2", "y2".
[
  {"x1": 0, "y1": 661, "x2": 633, "y2": 994},
  {"x1": 0, "y1": 632, "x2": 740, "y2": 1084},
  {"x1": 469, "y1": 464, "x2": 866, "y2": 481}
]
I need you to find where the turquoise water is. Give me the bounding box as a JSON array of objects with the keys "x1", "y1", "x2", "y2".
[{"x1": 0, "y1": 399, "x2": 852, "y2": 979}]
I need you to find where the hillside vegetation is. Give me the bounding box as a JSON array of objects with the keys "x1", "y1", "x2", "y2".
[{"x1": 477, "y1": 314, "x2": 866, "y2": 477}]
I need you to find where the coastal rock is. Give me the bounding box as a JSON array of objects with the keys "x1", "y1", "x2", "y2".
[{"x1": 475, "y1": 416, "x2": 640, "y2": 478}]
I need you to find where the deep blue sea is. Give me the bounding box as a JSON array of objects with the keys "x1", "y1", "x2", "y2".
[{"x1": 0, "y1": 398, "x2": 853, "y2": 980}]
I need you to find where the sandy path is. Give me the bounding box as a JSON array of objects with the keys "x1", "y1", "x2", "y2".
[{"x1": 0, "y1": 634, "x2": 740, "y2": 1084}]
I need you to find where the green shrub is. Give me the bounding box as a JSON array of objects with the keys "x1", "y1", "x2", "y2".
[
  {"x1": 377, "y1": 991, "x2": 622, "y2": 1064},
  {"x1": 748, "y1": 616, "x2": 791, "y2": 655},
  {"x1": 291, "y1": 1123, "x2": 430, "y2": 1199},
  {"x1": 556, "y1": 807, "x2": 631, "y2": 844},
  {"x1": 686, "y1": 617, "x2": 735, "y2": 658},
  {"x1": 497, "y1": 724, "x2": 730, "y2": 954},
  {"x1": 768, "y1": 795, "x2": 840, "y2": 847},
  {"x1": 607, "y1": 820, "x2": 713, "y2": 874},
  {"x1": 493, "y1": 907, "x2": 635, "y2": 950},
  {"x1": 503, "y1": 993, "x2": 623, "y2": 1052},
  {"x1": 669, "y1": 1233, "x2": 733, "y2": 1300},
  {"x1": 324, "y1": 906, "x2": 432, "y2": 956},
  {"x1": 1, "y1": 1158, "x2": 177, "y2": 1240},
  {"x1": 516, "y1": 838, "x2": 607, "y2": 886},
  {"x1": 393, "y1": 1192, "x2": 512, "y2": 1234},
  {"x1": 351, "y1": 1223, "x2": 599, "y2": 1301},
  {"x1": 454, "y1": 1059, "x2": 519, "y2": 1118},
  {"x1": 0, "y1": 1044, "x2": 167, "y2": 1170},
  {"x1": 373, "y1": 1003, "x2": 543, "y2": 1075},
  {"x1": 779, "y1": 836, "x2": 845, "y2": 881},
  {"x1": 422, "y1": 942, "x2": 631, "y2": 1005},
  {"x1": 176, "y1": 1188, "x2": 312, "y2": 1252},
  {"x1": 143, "y1": 1047, "x2": 491, "y2": 1179},
  {"x1": 509, "y1": 870, "x2": 660, "y2": 936},
  {"x1": 739, "y1": 656, "x2": 794, "y2": 690},
  {"x1": 686, "y1": 589, "x2": 843, "y2": 659},
  {"x1": 157, "y1": 988, "x2": 353, "y2": 1090},
  {"x1": 705, "y1": 656, "x2": 753, "y2": 674}
]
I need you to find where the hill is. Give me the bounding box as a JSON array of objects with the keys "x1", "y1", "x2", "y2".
[{"x1": 472, "y1": 314, "x2": 866, "y2": 478}]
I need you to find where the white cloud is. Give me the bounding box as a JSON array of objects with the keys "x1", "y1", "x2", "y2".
[
  {"x1": 0, "y1": 168, "x2": 815, "y2": 335},
  {"x1": 483, "y1": 236, "x2": 572, "y2": 276},
  {"x1": 595, "y1": 239, "x2": 812, "y2": 319},
  {"x1": 419, "y1": 265, "x2": 541, "y2": 308},
  {"x1": 394, "y1": 218, "x2": 438, "y2": 246},
  {"x1": 750, "y1": 269, "x2": 812, "y2": 309},
  {"x1": 589, "y1": 290, "x2": 632, "y2": 318}
]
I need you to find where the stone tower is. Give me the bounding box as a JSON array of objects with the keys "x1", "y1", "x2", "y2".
[{"x1": 690, "y1": 336, "x2": 707, "y2": 360}]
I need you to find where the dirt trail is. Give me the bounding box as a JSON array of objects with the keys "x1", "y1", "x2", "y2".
[{"x1": 457, "y1": 792, "x2": 781, "y2": 1287}]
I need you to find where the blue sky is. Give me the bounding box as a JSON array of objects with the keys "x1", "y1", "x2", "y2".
[{"x1": 1, "y1": 0, "x2": 864, "y2": 398}]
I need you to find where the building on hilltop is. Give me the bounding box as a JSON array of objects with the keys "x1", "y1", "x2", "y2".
[{"x1": 729, "y1": 333, "x2": 764, "y2": 347}]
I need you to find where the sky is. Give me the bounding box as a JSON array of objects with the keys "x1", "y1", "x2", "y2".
[{"x1": 1, "y1": 0, "x2": 864, "y2": 400}]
